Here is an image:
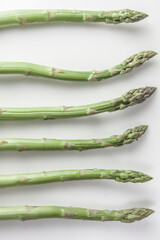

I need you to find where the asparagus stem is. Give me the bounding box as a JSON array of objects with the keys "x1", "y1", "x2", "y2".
[
  {"x1": 0, "y1": 87, "x2": 156, "y2": 121},
  {"x1": 0, "y1": 206, "x2": 153, "y2": 222},
  {"x1": 0, "y1": 51, "x2": 156, "y2": 82},
  {"x1": 0, "y1": 169, "x2": 152, "y2": 188},
  {"x1": 0, "y1": 125, "x2": 147, "y2": 151},
  {"x1": 0, "y1": 9, "x2": 148, "y2": 29}
]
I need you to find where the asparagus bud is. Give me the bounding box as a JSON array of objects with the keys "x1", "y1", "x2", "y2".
[{"x1": 104, "y1": 9, "x2": 148, "y2": 24}]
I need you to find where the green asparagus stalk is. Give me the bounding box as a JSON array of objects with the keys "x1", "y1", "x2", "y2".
[
  {"x1": 0, "y1": 169, "x2": 152, "y2": 188},
  {"x1": 0, "y1": 51, "x2": 156, "y2": 82},
  {"x1": 0, "y1": 206, "x2": 153, "y2": 222},
  {"x1": 0, "y1": 9, "x2": 148, "y2": 29},
  {"x1": 0, "y1": 125, "x2": 147, "y2": 151},
  {"x1": 0, "y1": 87, "x2": 156, "y2": 121}
]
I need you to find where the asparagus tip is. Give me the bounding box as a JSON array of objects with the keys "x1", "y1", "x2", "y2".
[
  {"x1": 122, "y1": 125, "x2": 148, "y2": 145},
  {"x1": 145, "y1": 50, "x2": 158, "y2": 59},
  {"x1": 122, "y1": 86, "x2": 157, "y2": 108},
  {"x1": 115, "y1": 170, "x2": 153, "y2": 183},
  {"x1": 123, "y1": 50, "x2": 157, "y2": 71},
  {"x1": 105, "y1": 9, "x2": 148, "y2": 24},
  {"x1": 123, "y1": 9, "x2": 149, "y2": 23},
  {"x1": 121, "y1": 208, "x2": 154, "y2": 223}
]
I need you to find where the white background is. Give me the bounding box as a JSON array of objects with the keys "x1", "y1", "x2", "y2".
[{"x1": 0, "y1": 0, "x2": 159, "y2": 239}]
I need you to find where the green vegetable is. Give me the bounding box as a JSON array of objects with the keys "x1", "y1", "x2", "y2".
[
  {"x1": 0, "y1": 9, "x2": 148, "y2": 29},
  {"x1": 0, "y1": 206, "x2": 153, "y2": 222},
  {"x1": 0, "y1": 125, "x2": 147, "y2": 151},
  {"x1": 0, "y1": 51, "x2": 156, "y2": 82},
  {"x1": 0, "y1": 169, "x2": 152, "y2": 188},
  {"x1": 0, "y1": 87, "x2": 156, "y2": 121}
]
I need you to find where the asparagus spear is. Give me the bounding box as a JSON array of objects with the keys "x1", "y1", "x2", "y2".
[
  {"x1": 0, "y1": 87, "x2": 156, "y2": 121},
  {"x1": 0, "y1": 125, "x2": 147, "y2": 151},
  {"x1": 0, "y1": 206, "x2": 153, "y2": 222},
  {"x1": 0, "y1": 51, "x2": 156, "y2": 82},
  {"x1": 0, "y1": 9, "x2": 148, "y2": 29},
  {"x1": 0, "y1": 169, "x2": 152, "y2": 188}
]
